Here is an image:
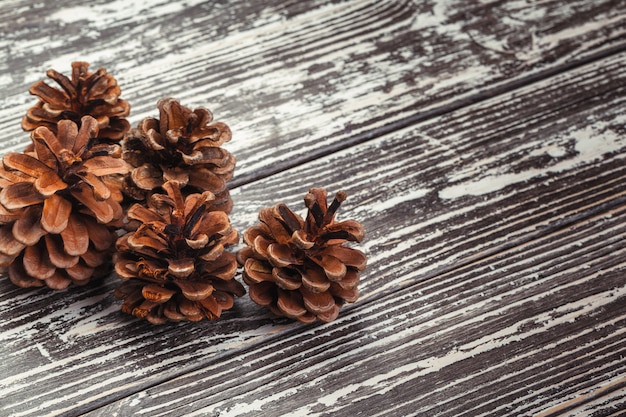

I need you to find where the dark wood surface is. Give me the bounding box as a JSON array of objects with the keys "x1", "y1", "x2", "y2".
[{"x1": 1, "y1": 1, "x2": 626, "y2": 416}]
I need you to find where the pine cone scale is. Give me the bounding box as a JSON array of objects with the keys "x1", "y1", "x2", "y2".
[
  {"x1": 276, "y1": 289, "x2": 308, "y2": 319},
  {"x1": 127, "y1": 203, "x2": 163, "y2": 224},
  {"x1": 315, "y1": 255, "x2": 347, "y2": 281},
  {"x1": 29, "y1": 81, "x2": 69, "y2": 106},
  {"x1": 45, "y1": 234, "x2": 79, "y2": 268},
  {"x1": 0, "y1": 183, "x2": 45, "y2": 210},
  {"x1": 161, "y1": 166, "x2": 189, "y2": 186},
  {"x1": 175, "y1": 280, "x2": 214, "y2": 301},
  {"x1": 127, "y1": 225, "x2": 169, "y2": 253},
  {"x1": 81, "y1": 156, "x2": 129, "y2": 176},
  {"x1": 35, "y1": 171, "x2": 67, "y2": 196},
  {"x1": 35, "y1": 125, "x2": 68, "y2": 156},
  {"x1": 301, "y1": 286, "x2": 335, "y2": 314},
  {"x1": 200, "y1": 252, "x2": 237, "y2": 279},
  {"x1": 23, "y1": 243, "x2": 56, "y2": 279},
  {"x1": 45, "y1": 271, "x2": 73, "y2": 290},
  {"x1": 187, "y1": 168, "x2": 226, "y2": 193},
  {"x1": 258, "y1": 208, "x2": 291, "y2": 243},
  {"x1": 59, "y1": 215, "x2": 89, "y2": 256},
  {"x1": 300, "y1": 267, "x2": 330, "y2": 293},
  {"x1": 69, "y1": 183, "x2": 115, "y2": 224},
  {"x1": 114, "y1": 259, "x2": 138, "y2": 280},
  {"x1": 133, "y1": 300, "x2": 157, "y2": 318},
  {"x1": 336, "y1": 269, "x2": 360, "y2": 289},
  {"x1": 66, "y1": 262, "x2": 94, "y2": 281},
  {"x1": 41, "y1": 194, "x2": 71, "y2": 234},
  {"x1": 56, "y1": 119, "x2": 81, "y2": 150},
  {"x1": 251, "y1": 235, "x2": 271, "y2": 259},
  {"x1": 167, "y1": 258, "x2": 195, "y2": 278},
  {"x1": 198, "y1": 296, "x2": 221, "y2": 318},
  {"x1": 320, "y1": 246, "x2": 367, "y2": 270},
  {"x1": 0, "y1": 225, "x2": 26, "y2": 256},
  {"x1": 47, "y1": 69, "x2": 76, "y2": 97},
  {"x1": 329, "y1": 281, "x2": 359, "y2": 302},
  {"x1": 12, "y1": 206, "x2": 45, "y2": 246},
  {"x1": 131, "y1": 164, "x2": 163, "y2": 191},
  {"x1": 79, "y1": 172, "x2": 111, "y2": 200},
  {"x1": 248, "y1": 281, "x2": 274, "y2": 306},
  {"x1": 213, "y1": 291, "x2": 234, "y2": 309},
  {"x1": 275, "y1": 204, "x2": 304, "y2": 234},
  {"x1": 2, "y1": 152, "x2": 51, "y2": 177},
  {"x1": 213, "y1": 277, "x2": 246, "y2": 297},
  {"x1": 142, "y1": 284, "x2": 176, "y2": 303},
  {"x1": 188, "y1": 210, "x2": 230, "y2": 239},
  {"x1": 316, "y1": 305, "x2": 340, "y2": 323},
  {"x1": 242, "y1": 258, "x2": 273, "y2": 284},
  {"x1": 272, "y1": 268, "x2": 302, "y2": 290},
  {"x1": 85, "y1": 219, "x2": 115, "y2": 251},
  {"x1": 9, "y1": 260, "x2": 44, "y2": 288},
  {"x1": 267, "y1": 243, "x2": 302, "y2": 267},
  {"x1": 81, "y1": 247, "x2": 109, "y2": 268},
  {"x1": 0, "y1": 204, "x2": 20, "y2": 223}
]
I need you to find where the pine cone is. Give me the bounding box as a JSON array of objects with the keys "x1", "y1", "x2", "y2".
[
  {"x1": 122, "y1": 98, "x2": 235, "y2": 213},
  {"x1": 0, "y1": 116, "x2": 129, "y2": 289},
  {"x1": 21, "y1": 61, "x2": 130, "y2": 141},
  {"x1": 113, "y1": 181, "x2": 245, "y2": 324},
  {"x1": 237, "y1": 188, "x2": 366, "y2": 323}
]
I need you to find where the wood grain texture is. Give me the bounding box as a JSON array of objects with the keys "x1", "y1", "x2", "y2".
[
  {"x1": 88, "y1": 206, "x2": 626, "y2": 417},
  {"x1": 0, "y1": 0, "x2": 624, "y2": 183},
  {"x1": 1, "y1": 0, "x2": 626, "y2": 416},
  {"x1": 1, "y1": 46, "x2": 625, "y2": 416}
]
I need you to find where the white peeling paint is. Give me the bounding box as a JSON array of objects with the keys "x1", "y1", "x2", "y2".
[{"x1": 439, "y1": 115, "x2": 626, "y2": 199}]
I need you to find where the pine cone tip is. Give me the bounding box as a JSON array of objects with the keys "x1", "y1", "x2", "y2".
[{"x1": 22, "y1": 61, "x2": 130, "y2": 141}]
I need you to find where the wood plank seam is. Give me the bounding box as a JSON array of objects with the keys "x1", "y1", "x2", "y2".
[
  {"x1": 534, "y1": 375, "x2": 626, "y2": 417},
  {"x1": 229, "y1": 41, "x2": 626, "y2": 188}
]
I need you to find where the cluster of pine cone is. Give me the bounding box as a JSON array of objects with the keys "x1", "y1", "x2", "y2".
[{"x1": 0, "y1": 62, "x2": 366, "y2": 324}]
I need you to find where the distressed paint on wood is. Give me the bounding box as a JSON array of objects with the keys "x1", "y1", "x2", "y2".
[
  {"x1": 88, "y1": 207, "x2": 626, "y2": 416},
  {"x1": 1, "y1": 47, "x2": 625, "y2": 416},
  {"x1": 0, "y1": 0, "x2": 625, "y2": 184}
]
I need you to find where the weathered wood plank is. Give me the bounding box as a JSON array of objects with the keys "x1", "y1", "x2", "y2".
[
  {"x1": 0, "y1": 0, "x2": 624, "y2": 183},
  {"x1": 1, "y1": 51, "x2": 625, "y2": 416},
  {"x1": 85, "y1": 206, "x2": 626, "y2": 416}
]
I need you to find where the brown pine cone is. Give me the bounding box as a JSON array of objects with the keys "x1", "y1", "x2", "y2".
[
  {"x1": 122, "y1": 98, "x2": 235, "y2": 213},
  {"x1": 21, "y1": 61, "x2": 131, "y2": 141},
  {"x1": 0, "y1": 116, "x2": 129, "y2": 289},
  {"x1": 237, "y1": 188, "x2": 366, "y2": 323},
  {"x1": 113, "y1": 181, "x2": 245, "y2": 324}
]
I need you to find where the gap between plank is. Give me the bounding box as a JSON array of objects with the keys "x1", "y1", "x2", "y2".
[
  {"x1": 534, "y1": 374, "x2": 626, "y2": 417},
  {"x1": 229, "y1": 41, "x2": 626, "y2": 188}
]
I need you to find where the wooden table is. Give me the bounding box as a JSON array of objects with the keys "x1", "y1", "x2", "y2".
[{"x1": 1, "y1": 1, "x2": 625, "y2": 416}]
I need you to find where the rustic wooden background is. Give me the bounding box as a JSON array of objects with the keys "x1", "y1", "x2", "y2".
[{"x1": 1, "y1": 0, "x2": 626, "y2": 416}]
